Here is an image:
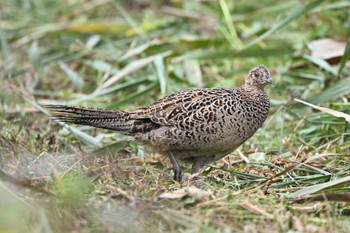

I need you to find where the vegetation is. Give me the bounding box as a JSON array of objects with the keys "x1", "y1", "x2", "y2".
[{"x1": 1, "y1": 0, "x2": 350, "y2": 232}]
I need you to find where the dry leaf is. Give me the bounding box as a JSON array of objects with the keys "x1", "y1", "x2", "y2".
[
  {"x1": 237, "y1": 149, "x2": 250, "y2": 164},
  {"x1": 308, "y1": 38, "x2": 346, "y2": 60},
  {"x1": 293, "y1": 216, "x2": 305, "y2": 232},
  {"x1": 293, "y1": 193, "x2": 350, "y2": 203},
  {"x1": 159, "y1": 186, "x2": 212, "y2": 199},
  {"x1": 294, "y1": 98, "x2": 350, "y2": 123},
  {"x1": 240, "y1": 200, "x2": 273, "y2": 219}
]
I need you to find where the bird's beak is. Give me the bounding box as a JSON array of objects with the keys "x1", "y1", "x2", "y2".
[{"x1": 266, "y1": 76, "x2": 275, "y2": 85}]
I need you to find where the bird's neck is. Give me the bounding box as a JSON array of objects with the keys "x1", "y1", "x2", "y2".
[{"x1": 239, "y1": 84, "x2": 267, "y2": 100}]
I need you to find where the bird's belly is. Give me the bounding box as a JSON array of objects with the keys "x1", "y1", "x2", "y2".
[{"x1": 138, "y1": 121, "x2": 259, "y2": 158}]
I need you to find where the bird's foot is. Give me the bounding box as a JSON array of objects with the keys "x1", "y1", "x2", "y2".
[
  {"x1": 173, "y1": 168, "x2": 182, "y2": 182},
  {"x1": 167, "y1": 151, "x2": 182, "y2": 182}
]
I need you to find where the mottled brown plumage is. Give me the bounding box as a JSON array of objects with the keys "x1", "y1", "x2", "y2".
[{"x1": 48, "y1": 65, "x2": 275, "y2": 181}]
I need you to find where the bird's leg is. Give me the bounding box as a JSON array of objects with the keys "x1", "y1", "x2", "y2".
[
  {"x1": 191, "y1": 157, "x2": 213, "y2": 174},
  {"x1": 167, "y1": 152, "x2": 182, "y2": 182}
]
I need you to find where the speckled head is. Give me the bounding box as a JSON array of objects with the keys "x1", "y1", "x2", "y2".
[{"x1": 245, "y1": 65, "x2": 275, "y2": 87}]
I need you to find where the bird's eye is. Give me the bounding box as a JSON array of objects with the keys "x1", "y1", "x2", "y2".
[{"x1": 254, "y1": 73, "x2": 260, "y2": 78}]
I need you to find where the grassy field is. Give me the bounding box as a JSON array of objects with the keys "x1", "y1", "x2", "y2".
[{"x1": 1, "y1": 0, "x2": 350, "y2": 232}]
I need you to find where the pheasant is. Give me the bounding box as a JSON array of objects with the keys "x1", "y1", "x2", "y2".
[{"x1": 48, "y1": 65, "x2": 274, "y2": 181}]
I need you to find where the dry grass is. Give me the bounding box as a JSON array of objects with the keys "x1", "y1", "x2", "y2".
[{"x1": 1, "y1": 0, "x2": 350, "y2": 232}]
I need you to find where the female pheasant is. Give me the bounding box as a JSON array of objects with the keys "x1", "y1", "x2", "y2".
[{"x1": 48, "y1": 65, "x2": 275, "y2": 181}]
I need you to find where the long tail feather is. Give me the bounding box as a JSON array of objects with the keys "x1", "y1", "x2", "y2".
[{"x1": 46, "y1": 105, "x2": 133, "y2": 132}]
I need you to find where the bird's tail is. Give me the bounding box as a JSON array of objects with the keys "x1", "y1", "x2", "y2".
[{"x1": 47, "y1": 105, "x2": 134, "y2": 132}]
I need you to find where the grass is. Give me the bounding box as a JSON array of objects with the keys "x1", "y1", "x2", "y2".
[{"x1": 1, "y1": 0, "x2": 350, "y2": 232}]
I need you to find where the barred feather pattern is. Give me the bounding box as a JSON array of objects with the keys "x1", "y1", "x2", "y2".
[{"x1": 48, "y1": 65, "x2": 274, "y2": 179}]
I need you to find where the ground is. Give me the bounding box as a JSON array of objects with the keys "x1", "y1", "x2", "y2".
[{"x1": 1, "y1": 0, "x2": 350, "y2": 232}]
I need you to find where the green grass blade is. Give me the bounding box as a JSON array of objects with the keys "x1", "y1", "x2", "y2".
[
  {"x1": 219, "y1": 0, "x2": 242, "y2": 49},
  {"x1": 310, "y1": 77, "x2": 350, "y2": 103},
  {"x1": 184, "y1": 59, "x2": 203, "y2": 87},
  {"x1": 303, "y1": 55, "x2": 337, "y2": 76},
  {"x1": 84, "y1": 60, "x2": 120, "y2": 74},
  {"x1": 291, "y1": 175, "x2": 350, "y2": 198},
  {"x1": 295, "y1": 99, "x2": 350, "y2": 123},
  {"x1": 96, "y1": 51, "x2": 172, "y2": 91},
  {"x1": 0, "y1": 29, "x2": 11, "y2": 58},
  {"x1": 154, "y1": 55, "x2": 167, "y2": 95},
  {"x1": 28, "y1": 41, "x2": 40, "y2": 68},
  {"x1": 313, "y1": 1, "x2": 350, "y2": 12},
  {"x1": 23, "y1": 96, "x2": 101, "y2": 147},
  {"x1": 66, "y1": 78, "x2": 150, "y2": 105},
  {"x1": 247, "y1": 0, "x2": 325, "y2": 47},
  {"x1": 112, "y1": 1, "x2": 146, "y2": 38},
  {"x1": 338, "y1": 37, "x2": 350, "y2": 76},
  {"x1": 174, "y1": 45, "x2": 293, "y2": 61},
  {"x1": 108, "y1": 82, "x2": 158, "y2": 109},
  {"x1": 118, "y1": 41, "x2": 158, "y2": 62},
  {"x1": 59, "y1": 62, "x2": 84, "y2": 90}
]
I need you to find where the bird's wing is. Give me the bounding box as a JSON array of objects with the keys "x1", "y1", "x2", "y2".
[{"x1": 130, "y1": 87, "x2": 237, "y2": 128}]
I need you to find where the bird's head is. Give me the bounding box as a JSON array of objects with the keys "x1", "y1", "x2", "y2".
[{"x1": 245, "y1": 65, "x2": 275, "y2": 88}]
